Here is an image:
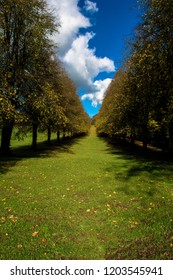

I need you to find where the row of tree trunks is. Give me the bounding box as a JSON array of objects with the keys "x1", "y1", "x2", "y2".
[
  {"x1": 1, "y1": 122, "x2": 173, "y2": 155},
  {"x1": 142, "y1": 119, "x2": 173, "y2": 152}
]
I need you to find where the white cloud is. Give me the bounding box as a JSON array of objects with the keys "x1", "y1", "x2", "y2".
[
  {"x1": 47, "y1": 0, "x2": 115, "y2": 108},
  {"x1": 47, "y1": 0, "x2": 90, "y2": 56},
  {"x1": 84, "y1": 0, "x2": 99, "y2": 13},
  {"x1": 63, "y1": 32, "x2": 115, "y2": 91},
  {"x1": 81, "y1": 78, "x2": 112, "y2": 107}
]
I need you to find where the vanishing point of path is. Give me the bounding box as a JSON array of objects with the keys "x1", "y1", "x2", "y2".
[{"x1": 0, "y1": 126, "x2": 173, "y2": 259}]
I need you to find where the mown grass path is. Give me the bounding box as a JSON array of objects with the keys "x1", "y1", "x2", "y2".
[{"x1": 0, "y1": 127, "x2": 173, "y2": 259}]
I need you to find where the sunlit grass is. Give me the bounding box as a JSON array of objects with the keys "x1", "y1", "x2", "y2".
[{"x1": 0, "y1": 126, "x2": 173, "y2": 259}]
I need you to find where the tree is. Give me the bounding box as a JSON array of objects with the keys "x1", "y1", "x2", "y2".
[
  {"x1": 0, "y1": 0, "x2": 57, "y2": 154},
  {"x1": 58, "y1": 70, "x2": 90, "y2": 138},
  {"x1": 96, "y1": 69, "x2": 128, "y2": 138}
]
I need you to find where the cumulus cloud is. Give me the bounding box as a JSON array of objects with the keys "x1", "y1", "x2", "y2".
[
  {"x1": 63, "y1": 32, "x2": 115, "y2": 90},
  {"x1": 81, "y1": 78, "x2": 112, "y2": 107},
  {"x1": 84, "y1": 0, "x2": 99, "y2": 13},
  {"x1": 47, "y1": 0, "x2": 90, "y2": 56},
  {"x1": 47, "y1": 0, "x2": 115, "y2": 108}
]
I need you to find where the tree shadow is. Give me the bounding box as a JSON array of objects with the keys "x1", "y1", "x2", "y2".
[
  {"x1": 102, "y1": 137, "x2": 173, "y2": 195},
  {"x1": 0, "y1": 136, "x2": 82, "y2": 175},
  {"x1": 101, "y1": 137, "x2": 173, "y2": 260}
]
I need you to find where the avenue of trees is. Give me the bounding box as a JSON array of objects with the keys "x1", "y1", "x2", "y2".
[
  {"x1": 0, "y1": 0, "x2": 90, "y2": 155},
  {"x1": 96, "y1": 0, "x2": 173, "y2": 151}
]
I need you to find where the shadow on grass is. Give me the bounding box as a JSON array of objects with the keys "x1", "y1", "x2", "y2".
[
  {"x1": 102, "y1": 137, "x2": 173, "y2": 260},
  {"x1": 105, "y1": 233, "x2": 173, "y2": 260},
  {"x1": 0, "y1": 136, "x2": 82, "y2": 175},
  {"x1": 102, "y1": 137, "x2": 173, "y2": 195}
]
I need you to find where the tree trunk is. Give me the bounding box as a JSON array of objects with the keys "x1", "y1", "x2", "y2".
[
  {"x1": 169, "y1": 119, "x2": 173, "y2": 153},
  {"x1": 131, "y1": 136, "x2": 135, "y2": 146},
  {"x1": 142, "y1": 123, "x2": 148, "y2": 150},
  {"x1": 57, "y1": 130, "x2": 60, "y2": 142},
  {"x1": 143, "y1": 139, "x2": 148, "y2": 150},
  {"x1": 47, "y1": 127, "x2": 51, "y2": 145},
  {"x1": 0, "y1": 121, "x2": 14, "y2": 155},
  {"x1": 32, "y1": 122, "x2": 38, "y2": 150}
]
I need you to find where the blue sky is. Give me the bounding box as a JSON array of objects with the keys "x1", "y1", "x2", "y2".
[{"x1": 47, "y1": 0, "x2": 142, "y2": 117}]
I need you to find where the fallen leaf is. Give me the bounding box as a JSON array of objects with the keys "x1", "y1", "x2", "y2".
[
  {"x1": 32, "y1": 231, "x2": 39, "y2": 237},
  {"x1": 1, "y1": 217, "x2": 6, "y2": 223},
  {"x1": 41, "y1": 238, "x2": 47, "y2": 244}
]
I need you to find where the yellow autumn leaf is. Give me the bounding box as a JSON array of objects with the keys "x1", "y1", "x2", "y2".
[
  {"x1": 10, "y1": 218, "x2": 17, "y2": 223},
  {"x1": 32, "y1": 231, "x2": 39, "y2": 237},
  {"x1": 1, "y1": 217, "x2": 6, "y2": 223},
  {"x1": 9, "y1": 215, "x2": 17, "y2": 223},
  {"x1": 41, "y1": 238, "x2": 47, "y2": 244}
]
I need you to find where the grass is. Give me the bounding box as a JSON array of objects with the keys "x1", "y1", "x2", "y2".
[{"x1": 0, "y1": 126, "x2": 173, "y2": 259}]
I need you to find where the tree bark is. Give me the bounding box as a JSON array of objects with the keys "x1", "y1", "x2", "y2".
[
  {"x1": 168, "y1": 119, "x2": 173, "y2": 153},
  {"x1": 143, "y1": 139, "x2": 148, "y2": 150},
  {"x1": 131, "y1": 136, "x2": 135, "y2": 146},
  {"x1": 32, "y1": 122, "x2": 38, "y2": 150},
  {"x1": 57, "y1": 130, "x2": 60, "y2": 142},
  {"x1": 142, "y1": 123, "x2": 148, "y2": 150},
  {"x1": 0, "y1": 121, "x2": 14, "y2": 155},
  {"x1": 47, "y1": 127, "x2": 51, "y2": 145}
]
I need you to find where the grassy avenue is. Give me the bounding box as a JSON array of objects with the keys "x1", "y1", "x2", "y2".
[{"x1": 0, "y1": 126, "x2": 173, "y2": 259}]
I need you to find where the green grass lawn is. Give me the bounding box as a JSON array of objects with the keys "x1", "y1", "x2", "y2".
[{"x1": 0, "y1": 126, "x2": 173, "y2": 259}]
